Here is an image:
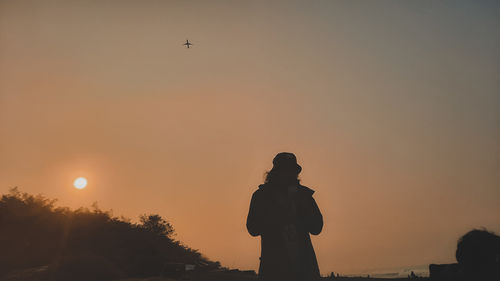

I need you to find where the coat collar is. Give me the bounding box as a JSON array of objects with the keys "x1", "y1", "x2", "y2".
[{"x1": 258, "y1": 183, "x2": 315, "y2": 196}]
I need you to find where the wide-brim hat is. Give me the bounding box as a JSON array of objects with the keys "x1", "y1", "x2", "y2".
[{"x1": 272, "y1": 152, "x2": 302, "y2": 174}]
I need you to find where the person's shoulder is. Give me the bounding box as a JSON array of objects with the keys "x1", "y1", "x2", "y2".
[
  {"x1": 298, "y1": 184, "x2": 315, "y2": 196},
  {"x1": 253, "y1": 184, "x2": 268, "y2": 194},
  {"x1": 251, "y1": 183, "x2": 273, "y2": 196},
  {"x1": 254, "y1": 183, "x2": 270, "y2": 193},
  {"x1": 250, "y1": 184, "x2": 271, "y2": 202}
]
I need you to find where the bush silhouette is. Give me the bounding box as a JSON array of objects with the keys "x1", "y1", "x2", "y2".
[
  {"x1": 140, "y1": 214, "x2": 175, "y2": 238},
  {"x1": 0, "y1": 188, "x2": 219, "y2": 280}
]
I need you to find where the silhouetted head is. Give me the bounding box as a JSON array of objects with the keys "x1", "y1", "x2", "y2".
[
  {"x1": 456, "y1": 229, "x2": 500, "y2": 279},
  {"x1": 264, "y1": 152, "x2": 302, "y2": 186}
]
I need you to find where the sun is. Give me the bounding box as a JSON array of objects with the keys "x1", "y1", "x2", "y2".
[{"x1": 73, "y1": 177, "x2": 87, "y2": 189}]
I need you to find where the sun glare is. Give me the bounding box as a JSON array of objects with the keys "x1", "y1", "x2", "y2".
[{"x1": 73, "y1": 177, "x2": 87, "y2": 189}]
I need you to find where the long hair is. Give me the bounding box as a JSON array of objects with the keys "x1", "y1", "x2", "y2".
[{"x1": 264, "y1": 168, "x2": 300, "y2": 185}]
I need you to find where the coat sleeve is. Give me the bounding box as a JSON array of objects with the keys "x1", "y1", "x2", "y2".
[
  {"x1": 308, "y1": 197, "x2": 323, "y2": 235},
  {"x1": 246, "y1": 191, "x2": 266, "y2": 236}
]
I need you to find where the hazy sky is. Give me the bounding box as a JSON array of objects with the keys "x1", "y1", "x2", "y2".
[{"x1": 1, "y1": 0, "x2": 499, "y2": 275}]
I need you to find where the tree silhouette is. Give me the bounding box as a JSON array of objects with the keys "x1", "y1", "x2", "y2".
[
  {"x1": 139, "y1": 214, "x2": 175, "y2": 239},
  {"x1": 0, "y1": 188, "x2": 220, "y2": 280}
]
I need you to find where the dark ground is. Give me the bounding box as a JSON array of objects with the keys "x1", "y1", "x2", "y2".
[{"x1": 3, "y1": 268, "x2": 428, "y2": 281}]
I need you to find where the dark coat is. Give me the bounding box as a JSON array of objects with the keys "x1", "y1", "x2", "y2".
[{"x1": 246, "y1": 183, "x2": 323, "y2": 281}]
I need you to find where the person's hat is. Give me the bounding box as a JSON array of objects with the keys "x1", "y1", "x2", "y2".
[{"x1": 272, "y1": 152, "x2": 302, "y2": 174}]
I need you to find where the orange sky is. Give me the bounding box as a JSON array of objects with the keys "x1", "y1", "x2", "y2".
[{"x1": 1, "y1": 0, "x2": 499, "y2": 275}]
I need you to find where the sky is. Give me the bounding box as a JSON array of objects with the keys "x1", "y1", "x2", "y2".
[{"x1": 1, "y1": 0, "x2": 499, "y2": 275}]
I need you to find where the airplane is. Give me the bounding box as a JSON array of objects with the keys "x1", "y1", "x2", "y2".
[{"x1": 183, "y1": 39, "x2": 193, "y2": 48}]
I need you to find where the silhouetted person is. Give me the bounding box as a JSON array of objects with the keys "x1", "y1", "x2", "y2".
[
  {"x1": 247, "y1": 152, "x2": 323, "y2": 281},
  {"x1": 455, "y1": 229, "x2": 500, "y2": 281}
]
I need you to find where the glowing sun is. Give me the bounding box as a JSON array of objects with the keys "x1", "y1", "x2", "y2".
[{"x1": 73, "y1": 177, "x2": 87, "y2": 189}]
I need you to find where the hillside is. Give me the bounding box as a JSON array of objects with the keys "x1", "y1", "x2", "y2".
[{"x1": 0, "y1": 188, "x2": 220, "y2": 280}]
